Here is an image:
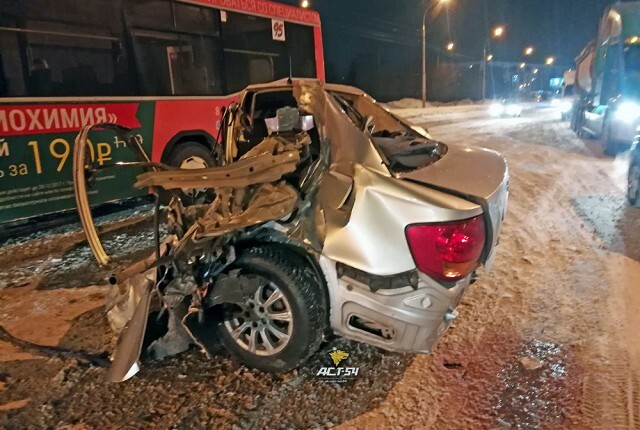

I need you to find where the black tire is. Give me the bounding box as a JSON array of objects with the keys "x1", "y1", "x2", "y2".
[
  {"x1": 163, "y1": 141, "x2": 220, "y2": 205},
  {"x1": 216, "y1": 246, "x2": 327, "y2": 372},
  {"x1": 571, "y1": 106, "x2": 581, "y2": 132},
  {"x1": 602, "y1": 120, "x2": 619, "y2": 156},
  {"x1": 573, "y1": 106, "x2": 590, "y2": 137},
  {"x1": 628, "y1": 161, "x2": 640, "y2": 208}
]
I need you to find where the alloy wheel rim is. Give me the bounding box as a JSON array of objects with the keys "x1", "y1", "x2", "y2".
[{"x1": 224, "y1": 281, "x2": 293, "y2": 356}]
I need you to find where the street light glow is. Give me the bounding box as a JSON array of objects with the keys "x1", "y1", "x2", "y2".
[
  {"x1": 524, "y1": 46, "x2": 534, "y2": 56},
  {"x1": 447, "y1": 42, "x2": 455, "y2": 51},
  {"x1": 520, "y1": 62, "x2": 526, "y2": 69},
  {"x1": 421, "y1": 0, "x2": 453, "y2": 107},
  {"x1": 546, "y1": 57, "x2": 555, "y2": 65},
  {"x1": 300, "y1": 0, "x2": 310, "y2": 8},
  {"x1": 533, "y1": 68, "x2": 539, "y2": 74},
  {"x1": 483, "y1": 25, "x2": 503, "y2": 100}
]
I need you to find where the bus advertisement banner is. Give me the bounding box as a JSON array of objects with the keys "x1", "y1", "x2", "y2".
[{"x1": 0, "y1": 102, "x2": 154, "y2": 223}]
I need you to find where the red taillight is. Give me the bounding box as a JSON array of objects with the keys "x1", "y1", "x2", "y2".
[{"x1": 405, "y1": 215, "x2": 486, "y2": 282}]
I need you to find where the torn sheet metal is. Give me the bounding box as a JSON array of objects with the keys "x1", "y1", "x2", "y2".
[{"x1": 195, "y1": 182, "x2": 299, "y2": 238}]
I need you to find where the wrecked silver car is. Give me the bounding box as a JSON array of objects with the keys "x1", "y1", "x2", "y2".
[{"x1": 72, "y1": 80, "x2": 508, "y2": 382}]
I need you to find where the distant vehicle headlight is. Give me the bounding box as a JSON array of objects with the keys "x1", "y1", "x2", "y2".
[
  {"x1": 551, "y1": 99, "x2": 561, "y2": 107},
  {"x1": 615, "y1": 102, "x2": 640, "y2": 123},
  {"x1": 505, "y1": 104, "x2": 522, "y2": 116},
  {"x1": 490, "y1": 103, "x2": 505, "y2": 116},
  {"x1": 560, "y1": 100, "x2": 573, "y2": 113}
]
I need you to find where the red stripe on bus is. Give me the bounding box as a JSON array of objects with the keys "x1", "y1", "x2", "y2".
[
  {"x1": 314, "y1": 25, "x2": 326, "y2": 81},
  {"x1": 182, "y1": 0, "x2": 321, "y2": 26}
]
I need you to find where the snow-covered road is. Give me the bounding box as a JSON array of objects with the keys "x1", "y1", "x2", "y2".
[{"x1": 1, "y1": 103, "x2": 639, "y2": 429}]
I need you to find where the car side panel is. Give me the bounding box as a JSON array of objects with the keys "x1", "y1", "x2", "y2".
[{"x1": 321, "y1": 163, "x2": 483, "y2": 277}]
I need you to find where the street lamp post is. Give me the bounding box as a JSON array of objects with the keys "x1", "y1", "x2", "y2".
[
  {"x1": 482, "y1": 25, "x2": 504, "y2": 100},
  {"x1": 422, "y1": 0, "x2": 449, "y2": 107},
  {"x1": 482, "y1": 40, "x2": 490, "y2": 100}
]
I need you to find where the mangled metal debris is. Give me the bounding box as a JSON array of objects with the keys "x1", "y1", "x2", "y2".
[{"x1": 72, "y1": 80, "x2": 509, "y2": 382}]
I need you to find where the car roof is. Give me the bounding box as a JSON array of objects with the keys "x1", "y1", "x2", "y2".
[{"x1": 244, "y1": 79, "x2": 366, "y2": 96}]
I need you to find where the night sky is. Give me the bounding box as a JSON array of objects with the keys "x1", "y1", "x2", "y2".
[{"x1": 276, "y1": 0, "x2": 622, "y2": 99}]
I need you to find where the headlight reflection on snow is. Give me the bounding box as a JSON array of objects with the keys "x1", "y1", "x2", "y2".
[
  {"x1": 490, "y1": 103, "x2": 521, "y2": 117},
  {"x1": 505, "y1": 105, "x2": 522, "y2": 116},
  {"x1": 615, "y1": 102, "x2": 640, "y2": 123},
  {"x1": 612, "y1": 151, "x2": 633, "y2": 190},
  {"x1": 490, "y1": 104, "x2": 505, "y2": 117}
]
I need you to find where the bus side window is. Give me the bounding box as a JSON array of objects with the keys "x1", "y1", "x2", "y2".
[
  {"x1": 24, "y1": 22, "x2": 136, "y2": 97},
  {"x1": 285, "y1": 22, "x2": 316, "y2": 79},
  {"x1": 249, "y1": 58, "x2": 275, "y2": 84},
  {"x1": 222, "y1": 12, "x2": 286, "y2": 93},
  {"x1": 0, "y1": 53, "x2": 6, "y2": 96},
  {"x1": 132, "y1": 34, "x2": 223, "y2": 96},
  {"x1": 128, "y1": 1, "x2": 223, "y2": 96},
  {"x1": 220, "y1": 13, "x2": 317, "y2": 93},
  {"x1": 0, "y1": 31, "x2": 27, "y2": 97}
]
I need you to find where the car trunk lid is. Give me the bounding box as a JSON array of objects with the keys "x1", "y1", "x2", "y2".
[{"x1": 398, "y1": 145, "x2": 509, "y2": 264}]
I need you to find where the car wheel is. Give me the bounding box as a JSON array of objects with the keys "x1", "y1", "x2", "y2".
[
  {"x1": 602, "y1": 120, "x2": 619, "y2": 156},
  {"x1": 571, "y1": 106, "x2": 581, "y2": 132},
  {"x1": 216, "y1": 246, "x2": 327, "y2": 372},
  {"x1": 164, "y1": 142, "x2": 221, "y2": 205},
  {"x1": 573, "y1": 107, "x2": 588, "y2": 136},
  {"x1": 628, "y1": 162, "x2": 640, "y2": 207},
  {"x1": 576, "y1": 118, "x2": 587, "y2": 137}
]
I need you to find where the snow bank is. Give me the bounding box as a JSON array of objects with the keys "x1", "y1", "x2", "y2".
[
  {"x1": 385, "y1": 98, "x2": 483, "y2": 109},
  {"x1": 385, "y1": 98, "x2": 428, "y2": 109}
]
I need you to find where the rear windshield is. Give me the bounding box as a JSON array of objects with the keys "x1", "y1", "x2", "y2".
[{"x1": 330, "y1": 92, "x2": 446, "y2": 173}]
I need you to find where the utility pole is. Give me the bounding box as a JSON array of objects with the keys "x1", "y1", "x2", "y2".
[{"x1": 422, "y1": 0, "x2": 450, "y2": 107}]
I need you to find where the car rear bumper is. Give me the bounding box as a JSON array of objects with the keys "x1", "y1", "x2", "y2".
[{"x1": 326, "y1": 263, "x2": 472, "y2": 354}]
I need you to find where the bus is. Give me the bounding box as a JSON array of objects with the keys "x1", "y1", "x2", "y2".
[{"x1": 0, "y1": 0, "x2": 324, "y2": 223}]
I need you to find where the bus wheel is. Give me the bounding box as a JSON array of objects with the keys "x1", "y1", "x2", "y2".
[{"x1": 164, "y1": 142, "x2": 220, "y2": 205}]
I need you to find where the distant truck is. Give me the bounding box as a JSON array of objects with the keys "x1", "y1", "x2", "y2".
[
  {"x1": 571, "y1": 2, "x2": 640, "y2": 155},
  {"x1": 562, "y1": 69, "x2": 576, "y2": 98}
]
